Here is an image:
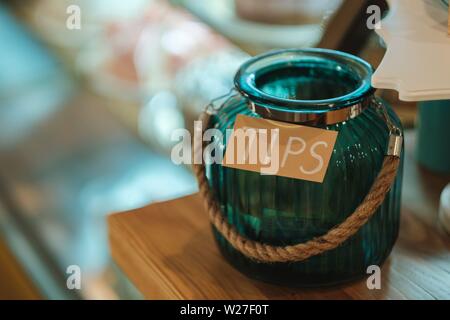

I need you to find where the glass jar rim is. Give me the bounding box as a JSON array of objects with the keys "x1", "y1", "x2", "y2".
[{"x1": 234, "y1": 48, "x2": 375, "y2": 114}]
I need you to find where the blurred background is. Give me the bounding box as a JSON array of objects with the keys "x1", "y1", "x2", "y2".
[{"x1": 0, "y1": 0, "x2": 423, "y2": 299}]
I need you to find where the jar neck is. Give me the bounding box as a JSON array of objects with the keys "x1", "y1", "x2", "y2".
[{"x1": 234, "y1": 49, "x2": 375, "y2": 125}]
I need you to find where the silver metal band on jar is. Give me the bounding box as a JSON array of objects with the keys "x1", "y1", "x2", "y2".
[{"x1": 247, "y1": 98, "x2": 371, "y2": 126}]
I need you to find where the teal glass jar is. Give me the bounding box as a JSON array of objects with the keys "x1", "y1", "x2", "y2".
[{"x1": 206, "y1": 49, "x2": 404, "y2": 287}]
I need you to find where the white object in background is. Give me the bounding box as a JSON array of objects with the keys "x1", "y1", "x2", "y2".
[
  {"x1": 372, "y1": 0, "x2": 450, "y2": 101},
  {"x1": 234, "y1": 0, "x2": 342, "y2": 25},
  {"x1": 439, "y1": 183, "x2": 450, "y2": 235},
  {"x1": 178, "y1": 0, "x2": 324, "y2": 53}
]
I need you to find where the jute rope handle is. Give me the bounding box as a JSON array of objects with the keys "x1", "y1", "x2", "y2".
[{"x1": 193, "y1": 106, "x2": 402, "y2": 263}]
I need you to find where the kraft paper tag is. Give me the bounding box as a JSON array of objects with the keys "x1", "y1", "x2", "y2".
[{"x1": 223, "y1": 115, "x2": 338, "y2": 183}]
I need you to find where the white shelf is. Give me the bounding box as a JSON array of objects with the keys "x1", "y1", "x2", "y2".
[{"x1": 372, "y1": 0, "x2": 450, "y2": 101}]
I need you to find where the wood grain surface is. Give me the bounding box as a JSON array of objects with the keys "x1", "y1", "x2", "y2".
[
  {"x1": 0, "y1": 239, "x2": 40, "y2": 300},
  {"x1": 108, "y1": 132, "x2": 450, "y2": 299}
]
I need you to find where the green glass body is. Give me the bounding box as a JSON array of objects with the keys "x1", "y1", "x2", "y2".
[
  {"x1": 417, "y1": 100, "x2": 450, "y2": 174},
  {"x1": 206, "y1": 49, "x2": 404, "y2": 287}
]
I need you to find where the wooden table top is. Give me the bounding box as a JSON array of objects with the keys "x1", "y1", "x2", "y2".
[{"x1": 108, "y1": 132, "x2": 450, "y2": 299}]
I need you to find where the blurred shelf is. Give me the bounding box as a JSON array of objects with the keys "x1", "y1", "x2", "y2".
[
  {"x1": 0, "y1": 89, "x2": 198, "y2": 299},
  {"x1": 0, "y1": 6, "x2": 198, "y2": 298},
  {"x1": 108, "y1": 131, "x2": 450, "y2": 300},
  {"x1": 372, "y1": 0, "x2": 450, "y2": 101}
]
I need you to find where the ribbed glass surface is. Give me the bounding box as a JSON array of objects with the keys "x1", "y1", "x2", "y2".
[{"x1": 206, "y1": 50, "x2": 404, "y2": 287}]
